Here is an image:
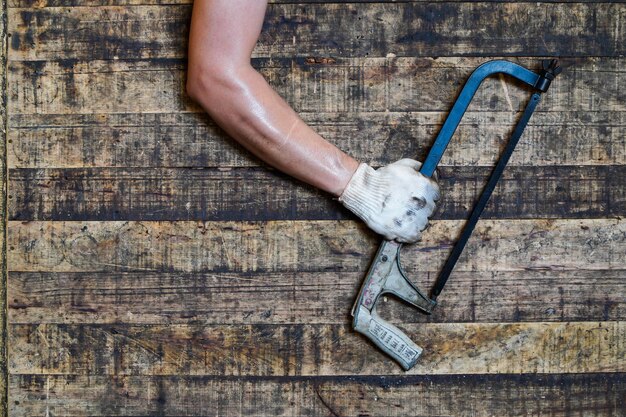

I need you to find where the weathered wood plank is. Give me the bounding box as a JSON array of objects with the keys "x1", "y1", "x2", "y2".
[
  {"x1": 7, "y1": 57, "x2": 625, "y2": 115},
  {"x1": 8, "y1": 270, "x2": 626, "y2": 325},
  {"x1": 10, "y1": 373, "x2": 626, "y2": 417},
  {"x1": 7, "y1": 165, "x2": 626, "y2": 221},
  {"x1": 10, "y1": 0, "x2": 624, "y2": 7},
  {"x1": 8, "y1": 321, "x2": 625, "y2": 375},
  {"x1": 0, "y1": 0, "x2": 9, "y2": 412},
  {"x1": 8, "y1": 3, "x2": 625, "y2": 61},
  {"x1": 4, "y1": 0, "x2": 624, "y2": 415},
  {"x1": 7, "y1": 111, "x2": 626, "y2": 169},
  {"x1": 7, "y1": 57, "x2": 624, "y2": 170},
  {"x1": 7, "y1": 219, "x2": 626, "y2": 273}
]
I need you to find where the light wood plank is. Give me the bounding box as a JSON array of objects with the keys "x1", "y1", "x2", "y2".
[
  {"x1": 7, "y1": 219, "x2": 626, "y2": 273},
  {"x1": 8, "y1": 321, "x2": 625, "y2": 375},
  {"x1": 8, "y1": 270, "x2": 626, "y2": 325},
  {"x1": 7, "y1": 57, "x2": 625, "y2": 115}
]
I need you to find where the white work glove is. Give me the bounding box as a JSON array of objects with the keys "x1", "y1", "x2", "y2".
[{"x1": 339, "y1": 159, "x2": 440, "y2": 243}]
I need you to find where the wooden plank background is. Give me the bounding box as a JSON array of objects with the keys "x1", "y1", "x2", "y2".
[
  {"x1": 1, "y1": 0, "x2": 8, "y2": 414},
  {"x1": 3, "y1": 0, "x2": 626, "y2": 416}
]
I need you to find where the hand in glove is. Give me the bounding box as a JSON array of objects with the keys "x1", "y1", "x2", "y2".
[{"x1": 339, "y1": 159, "x2": 440, "y2": 243}]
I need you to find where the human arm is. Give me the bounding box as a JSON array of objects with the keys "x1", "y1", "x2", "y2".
[
  {"x1": 186, "y1": 0, "x2": 359, "y2": 196},
  {"x1": 186, "y1": 0, "x2": 440, "y2": 242}
]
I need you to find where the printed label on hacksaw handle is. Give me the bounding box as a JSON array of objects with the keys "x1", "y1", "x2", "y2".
[{"x1": 354, "y1": 307, "x2": 422, "y2": 370}]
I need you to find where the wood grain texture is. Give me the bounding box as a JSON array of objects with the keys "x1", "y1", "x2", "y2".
[
  {"x1": 8, "y1": 321, "x2": 625, "y2": 375},
  {"x1": 7, "y1": 219, "x2": 626, "y2": 273},
  {"x1": 8, "y1": 270, "x2": 626, "y2": 325},
  {"x1": 7, "y1": 110, "x2": 626, "y2": 169},
  {"x1": 9, "y1": 0, "x2": 626, "y2": 7},
  {"x1": 9, "y1": 373, "x2": 626, "y2": 417},
  {"x1": 5, "y1": 0, "x2": 626, "y2": 413},
  {"x1": 7, "y1": 165, "x2": 626, "y2": 221},
  {"x1": 7, "y1": 3, "x2": 625, "y2": 61},
  {"x1": 8, "y1": 57, "x2": 625, "y2": 116},
  {"x1": 0, "y1": 0, "x2": 9, "y2": 413},
  {"x1": 6, "y1": 56, "x2": 626, "y2": 171}
]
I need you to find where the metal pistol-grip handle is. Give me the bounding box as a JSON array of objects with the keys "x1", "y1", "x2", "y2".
[{"x1": 353, "y1": 306, "x2": 422, "y2": 370}]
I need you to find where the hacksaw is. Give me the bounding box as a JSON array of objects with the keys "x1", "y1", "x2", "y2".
[{"x1": 351, "y1": 59, "x2": 562, "y2": 370}]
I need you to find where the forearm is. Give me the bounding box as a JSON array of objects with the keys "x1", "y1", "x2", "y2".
[
  {"x1": 188, "y1": 65, "x2": 359, "y2": 196},
  {"x1": 186, "y1": 0, "x2": 358, "y2": 196}
]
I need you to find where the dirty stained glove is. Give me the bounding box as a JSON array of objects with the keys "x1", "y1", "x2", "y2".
[{"x1": 338, "y1": 159, "x2": 440, "y2": 243}]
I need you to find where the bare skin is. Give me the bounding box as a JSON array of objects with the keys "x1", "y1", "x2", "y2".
[{"x1": 186, "y1": 0, "x2": 359, "y2": 197}]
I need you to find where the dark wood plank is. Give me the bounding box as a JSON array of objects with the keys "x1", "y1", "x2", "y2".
[
  {"x1": 10, "y1": 373, "x2": 626, "y2": 417},
  {"x1": 7, "y1": 110, "x2": 626, "y2": 169},
  {"x1": 7, "y1": 165, "x2": 626, "y2": 221},
  {"x1": 8, "y1": 321, "x2": 625, "y2": 375},
  {"x1": 8, "y1": 3, "x2": 624, "y2": 61},
  {"x1": 7, "y1": 219, "x2": 626, "y2": 273},
  {"x1": 8, "y1": 270, "x2": 626, "y2": 325}
]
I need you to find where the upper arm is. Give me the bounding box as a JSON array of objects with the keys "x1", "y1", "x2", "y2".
[{"x1": 187, "y1": 0, "x2": 269, "y2": 73}]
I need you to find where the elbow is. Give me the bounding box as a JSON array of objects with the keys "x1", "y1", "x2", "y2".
[
  {"x1": 185, "y1": 65, "x2": 201, "y2": 103},
  {"x1": 185, "y1": 62, "x2": 217, "y2": 104},
  {"x1": 186, "y1": 60, "x2": 247, "y2": 109}
]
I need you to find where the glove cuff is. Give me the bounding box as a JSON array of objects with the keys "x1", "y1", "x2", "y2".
[{"x1": 339, "y1": 163, "x2": 386, "y2": 222}]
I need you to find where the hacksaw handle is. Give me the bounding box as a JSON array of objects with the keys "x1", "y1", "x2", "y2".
[{"x1": 353, "y1": 306, "x2": 423, "y2": 371}]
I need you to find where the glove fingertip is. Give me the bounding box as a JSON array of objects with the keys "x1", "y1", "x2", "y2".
[
  {"x1": 396, "y1": 229, "x2": 422, "y2": 244},
  {"x1": 394, "y1": 158, "x2": 422, "y2": 171}
]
